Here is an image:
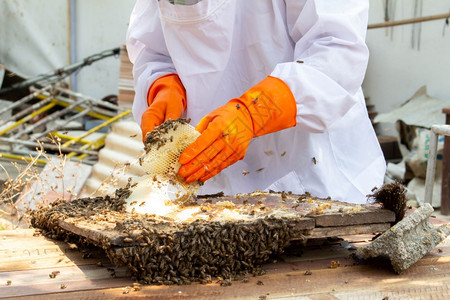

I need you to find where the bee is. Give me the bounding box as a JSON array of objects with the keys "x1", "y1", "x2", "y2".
[
  {"x1": 256, "y1": 168, "x2": 264, "y2": 172},
  {"x1": 242, "y1": 170, "x2": 250, "y2": 176},
  {"x1": 312, "y1": 157, "x2": 317, "y2": 164},
  {"x1": 123, "y1": 237, "x2": 133, "y2": 243},
  {"x1": 67, "y1": 243, "x2": 78, "y2": 251},
  {"x1": 132, "y1": 282, "x2": 142, "y2": 291},
  {"x1": 296, "y1": 60, "x2": 304, "y2": 63},
  {"x1": 253, "y1": 97, "x2": 259, "y2": 104},
  {"x1": 129, "y1": 134, "x2": 137, "y2": 138},
  {"x1": 281, "y1": 151, "x2": 286, "y2": 157},
  {"x1": 60, "y1": 284, "x2": 67, "y2": 289},
  {"x1": 222, "y1": 133, "x2": 230, "y2": 137},
  {"x1": 330, "y1": 260, "x2": 340, "y2": 269},
  {"x1": 236, "y1": 103, "x2": 241, "y2": 110},
  {"x1": 139, "y1": 157, "x2": 143, "y2": 166}
]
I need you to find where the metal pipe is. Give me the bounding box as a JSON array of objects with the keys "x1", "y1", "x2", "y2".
[
  {"x1": 431, "y1": 124, "x2": 450, "y2": 136},
  {"x1": 61, "y1": 110, "x2": 131, "y2": 148},
  {"x1": 34, "y1": 93, "x2": 115, "y2": 119},
  {"x1": 424, "y1": 125, "x2": 450, "y2": 205},
  {"x1": 56, "y1": 87, "x2": 124, "y2": 112},
  {"x1": 0, "y1": 48, "x2": 119, "y2": 95},
  {"x1": 0, "y1": 152, "x2": 47, "y2": 165},
  {"x1": 11, "y1": 99, "x2": 88, "y2": 139},
  {"x1": 424, "y1": 130, "x2": 439, "y2": 205},
  {"x1": 54, "y1": 132, "x2": 91, "y2": 145},
  {"x1": 0, "y1": 102, "x2": 57, "y2": 136},
  {"x1": 69, "y1": 0, "x2": 77, "y2": 91},
  {"x1": 33, "y1": 108, "x2": 90, "y2": 140},
  {"x1": 0, "y1": 96, "x2": 53, "y2": 127},
  {"x1": 55, "y1": 95, "x2": 116, "y2": 118},
  {"x1": 368, "y1": 12, "x2": 450, "y2": 29},
  {"x1": 66, "y1": 133, "x2": 107, "y2": 159},
  {"x1": 0, "y1": 85, "x2": 52, "y2": 116},
  {"x1": 0, "y1": 137, "x2": 99, "y2": 156}
]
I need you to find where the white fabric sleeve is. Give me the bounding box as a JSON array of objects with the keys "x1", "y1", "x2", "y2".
[
  {"x1": 126, "y1": 0, "x2": 177, "y2": 125},
  {"x1": 271, "y1": 0, "x2": 370, "y2": 133}
]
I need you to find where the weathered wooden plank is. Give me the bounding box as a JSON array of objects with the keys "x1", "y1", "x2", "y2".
[
  {"x1": 314, "y1": 209, "x2": 395, "y2": 227},
  {"x1": 291, "y1": 217, "x2": 315, "y2": 231},
  {"x1": 0, "y1": 265, "x2": 131, "y2": 298},
  {"x1": 0, "y1": 230, "x2": 109, "y2": 272},
  {"x1": 307, "y1": 223, "x2": 392, "y2": 239},
  {"x1": 1, "y1": 230, "x2": 449, "y2": 299},
  {"x1": 58, "y1": 218, "x2": 125, "y2": 245},
  {"x1": 7, "y1": 238, "x2": 450, "y2": 300},
  {"x1": 59, "y1": 216, "x2": 316, "y2": 247}
]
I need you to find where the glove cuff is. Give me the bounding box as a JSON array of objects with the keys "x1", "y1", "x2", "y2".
[{"x1": 146, "y1": 73, "x2": 187, "y2": 111}]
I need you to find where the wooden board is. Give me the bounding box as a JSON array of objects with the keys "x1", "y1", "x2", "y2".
[
  {"x1": 0, "y1": 230, "x2": 110, "y2": 272},
  {"x1": 46, "y1": 193, "x2": 395, "y2": 247},
  {"x1": 314, "y1": 209, "x2": 396, "y2": 227},
  {"x1": 2, "y1": 228, "x2": 449, "y2": 299},
  {"x1": 57, "y1": 217, "x2": 318, "y2": 247},
  {"x1": 27, "y1": 192, "x2": 397, "y2": 291},
  {"x1": 308, "y1": 223, "x2": 392, "y2": 239},
  {"x1": 0, "y1": 230, "x2": 132, "y2": 299}
]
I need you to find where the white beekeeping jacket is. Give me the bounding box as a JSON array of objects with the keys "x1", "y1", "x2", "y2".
[{"x1": 126, "y1": 0, "x2": 386, "y2": 204}]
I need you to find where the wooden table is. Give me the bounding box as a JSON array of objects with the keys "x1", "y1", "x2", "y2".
[
  {"x1": 442, "y1": 107, "x2": 450, "y2": 215},
  {"x1": 54, "y1": 194, "x2": 396, "y2": 248},
  {"x1": 1, "y1": 224, "x2": 450, "y2": 299}
]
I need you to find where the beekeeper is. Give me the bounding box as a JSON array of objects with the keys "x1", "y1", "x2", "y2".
[{"x1": 126, "y1": 0, "x2": 386, "y2": 204}]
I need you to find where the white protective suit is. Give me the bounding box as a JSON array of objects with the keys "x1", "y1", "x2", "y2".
[{"x1": 126, "y1": 0, "x2": 386, "y2": 204}]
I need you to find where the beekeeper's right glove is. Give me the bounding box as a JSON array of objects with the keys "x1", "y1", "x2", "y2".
[
  {"x1": 178, "y1": 76, "x2": 297, "y2": 183},
  {"x1": 140, "y1": 74, "x2": 186, "y2": 140}
]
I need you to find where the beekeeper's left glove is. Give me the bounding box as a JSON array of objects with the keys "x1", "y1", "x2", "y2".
[
  {"x1": 178, "y1": 76, "x2": 297, "y2": 183},
  {"x1": 140, "y1": 74, "x2": 186, "y2": 140}
]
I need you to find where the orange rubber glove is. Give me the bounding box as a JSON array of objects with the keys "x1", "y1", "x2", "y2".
[
  {"x1": 178, "y1": 76, "x2": 297, "y2": 183},
  {"x1": 140, "y1": 73, "x2": 187, "y2": 139}
]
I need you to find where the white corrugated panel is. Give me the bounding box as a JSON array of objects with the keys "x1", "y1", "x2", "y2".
[{"x1": 83, "y1": 119, "x2": 145, "y2": 196}]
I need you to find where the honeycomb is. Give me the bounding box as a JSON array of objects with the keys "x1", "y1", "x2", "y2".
[
  {"x1": 125, "y1": 119, "x2": 201, "y2": 214},
  {"x1": 141, "y1": 119, "x2": 200, "y2": 177}
]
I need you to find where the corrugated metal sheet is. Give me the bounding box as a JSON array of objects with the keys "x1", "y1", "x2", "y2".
[{"x1": 83, "y1": 119, "x2": 145, "y2": 196}]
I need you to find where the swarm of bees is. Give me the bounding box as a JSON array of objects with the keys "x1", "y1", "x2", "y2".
[{"x1": 30, "y1": 187, "x2": 310, "y2": 286}]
